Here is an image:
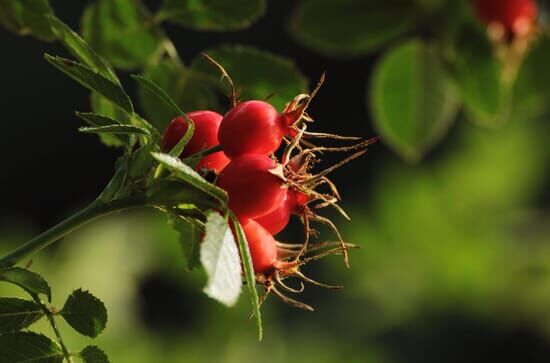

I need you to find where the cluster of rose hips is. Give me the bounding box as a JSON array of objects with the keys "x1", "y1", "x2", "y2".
[
  {"x1": 472, "y1": 0, "x2": 538, "y2": 39},
  {"x1": 161, "y1": 71, "x2": 374, "y2": 310}
]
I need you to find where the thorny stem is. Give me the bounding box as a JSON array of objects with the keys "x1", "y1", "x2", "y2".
[
  {"x1": 0, "y1": 196, "x2": 148, "y2": 269},
  {"x1": 32, "y1": 295, "x2": 73, "y2": 362}
]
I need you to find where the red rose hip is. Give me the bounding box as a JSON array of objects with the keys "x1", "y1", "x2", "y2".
[{"x1": 161, "y1": 110, "x2": 230, "y2": 173}]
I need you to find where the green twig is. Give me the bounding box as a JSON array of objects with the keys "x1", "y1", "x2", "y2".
[{"x1": 32, "y1": 295, "x2": 73, "y2": 362}]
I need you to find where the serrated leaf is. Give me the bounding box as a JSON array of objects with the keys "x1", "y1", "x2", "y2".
[
  {"x1": 75, "y1": 111, "x2": 127, "y2": 147},
  {"x1": 44, "y1": 55, "x2": 133, "y2": 114},
  {"x1": 60, "y1": 289, "x2": 107, "y2": 338},
  {"x1": 169, "y1": 214, "x2": 201, "y2": 270},
  {"x1": 230, "y1": 214, "x2": 262, "y2": 340},
  {"x1": 191, "y1": 45, "x2": 308, "y2": 111},
  {"x1": 159, "y1": 0, "x2": 266, "y2": 31},
  {"x1": 200, "y1": 211, "x2": 242, "y2": 306},
  {"x1": 138, "y1": 59, "x2": 219, "y2": 130},
  {"x1": 0, "y1": 332, "x2": 63, "y2": 363},
  {"x1": 81, "y1": 0, "x2": 163, "y2": 70},
  {"x1": 0, "y1": 267, "x2": 51, "y2": 302},
  {"x1": 79, "y1": 124, "x2": 150, "y2": 136},
  {"x1": 128, "y1": 143, "x2": 155, "y2": 179},
  {"x1": 290, "y1": 0, "x2": 416, "y2": 57},
  {"x1": 0, "y1": 0, "x2": 55, "y2": 41},
  {"x1": 47, "y1": 15, "x2": 119, "y2": 84},
  {"x1": 0, "y1": 297, "x2": 43, "y2": 333},
  {"x1": 451, "y1": 25, "x2": 506, "y2": 127},
  {"x1": 151, "y1": 152, "x2": 227, "y2": 203},
  {"x1": 80, "y1": 345, "x2": 110, "y2": 363},
  {"x1": 370, "y1": 40, "x2": 458, "y2": 161}
]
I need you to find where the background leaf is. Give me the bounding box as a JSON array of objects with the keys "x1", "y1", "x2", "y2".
[
  {"x1": 0, "y1": 268, "x2": 51, "y2": 302},
  {"x1": 0, "y1": 0, "x2": 55, "y2": 41},
  {"x1": 0, "y1": 297, "x2": 43, "y2": 333},
  {"x1": 45, "y1": 55, "x2": 134, "y2": 114},
  {"x1": 159, "y1": 0, "x2": 266, "y2": 31},
  {"x1": 48, "y1": 15, "x2": 119, "y2": 84},
  {"x1": 290, "y1": 0, "x2": 416, "y2": 57},
  {"x1": 60, "y1": 289, "x2": 107, "y2": 338},
  {"x1": 138, "y1": 59, "x2": 219, "y2": 130},
  {"x1": 200, "y1": 211, "x2": 242, "y2": 307},
  {"x1": 81, "y1": 0, "x2": 163, "y2": 70},
  {"x1": 514, "y1": 38, "x2": 550, "y2": 120},
  {"x1": 450, "y1": 25, "x2": 505, "y2": 127},
  {"x1": 80, "y1": 345, "x2": 110, "y2": 363},
  {"x1": 169, "y1": 214, "x2": 201, "y2": 271},
  {"x1": 191, "y1": 45, "x2": 308, "y2": 111},
  {"x1": 370, "y1": 40, "x2": 458, "y2": 161},
  {"x1": 0, "y1": 332, "x2": 63, "y2": 363}
]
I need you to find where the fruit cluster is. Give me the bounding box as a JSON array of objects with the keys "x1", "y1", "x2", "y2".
[
  {"x1": 162, "y1": 71, "x2": 374, "y2": 310},
  {"x1": 472, "y1": 0, "x2": 538, "y2": 38}
]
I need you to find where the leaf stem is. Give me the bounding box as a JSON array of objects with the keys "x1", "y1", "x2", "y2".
[
  {"x1": 32, "y1": 295, "x2": 73, "y2": 362},
  {"x1": 0, "y1": 196, "x2": 148, "y2": 269}
]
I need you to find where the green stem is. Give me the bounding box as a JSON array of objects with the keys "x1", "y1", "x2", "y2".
[
  {"x1": 32, "y1": 295, "x2": 73, "y2": 362},
  {"x1": 0, "y1": 196, "x2": 148, "y2": 269}
]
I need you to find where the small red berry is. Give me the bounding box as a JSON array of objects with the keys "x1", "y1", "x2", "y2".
[
  {"x1": 218, "y1": 100, "x2": 296, "y2": 158},
  {"x1": 216, "y1": 154, "x2": 287, "y2": 219},
  {"x1": 241, "y1": 219, "x2": 278, "y2": 274},
  {"x1": 254, "y1": 190, "x2": 310, "y2": 235},
  {"x1": 161, "y1": 110, "x2": 230, "y2": 173},
  {"x1": 472, "y1": 0, "x2": 538, "y2": 35}
]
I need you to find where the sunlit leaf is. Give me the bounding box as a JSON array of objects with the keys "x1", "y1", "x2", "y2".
[
  {"x1": 0, "y1": 0, "x2": 55, "y2": 41},
  {"x1": 139, "y1": 59, "x2": 219, "y2": 130},
  {"x1": 191, "y1": 45, "x2": 308, "y2": 111},
  {"x1": 45, "y1": 55, "x2": 134, "y2": 114},
  {"x1": 82, "y1": 0, "x2": 163, "y2": 70},
  {"x1": 159, "y1": 0, "x2": 266, "y2": 31},
  {"x1": 79, "y1": 124, "x2": 150, "y2": 136},
  {"x1": 291, "y1": 0, "x2": 416, "y2": 57},
  {"x1": 370, "y1": 40, "x2": 458, "y2": 161},
  {"x1": 200, "y1": 211, "x2": 242, "y2": 306},
  {"x1": 0, "y1": 267, "x2": 51, "y2": 302}
]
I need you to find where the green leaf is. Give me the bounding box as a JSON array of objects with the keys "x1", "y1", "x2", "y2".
[
  {"x1": 450, "y1": 25, "x2": 506, "y2": 127},
  {"x1": 81, "y1": 0, "x2": 163, "y2": 70},
  {"x1": 159, "y1": 0, "x2": 266, "y2": 31},
  {"x1": 132, "y1": 74, "x2": 184, "y2": 117},
  {"x1": 514, "y1": 38, "x2": 550, "y2": 120},
  {"x1": 0, "y1": 0, "x2": 55, "y2": 41},
  {"x1": 230, "y1": 214, "x2": 262, "y2": 340},
  {"x1": 75, "y1": 111, "x2": 127, "y2": 147},
  {"x1": 370, "y1": 40, "x2": 458, "y2": 161},
  {"x1": 138, "y1": 59, "x2": 219, "y2": 130},
  {"x1": 200, "y1": 211, "x2": 242, "y2": 306},
  {"x1": 47, "y1": 15, "x2": 119, "y2": 84},
  {"x1": 79, "y1": 124, "x2": 150, "y2": 136},
  {"x1": 191, "y1": 45, "x2": 308, "y2": 111},
  {"x1": 80, "y1": 345, "x2": 110, "y2": 363},
  {"x1": 128, "y1": 143, "x2": 155, "y2": 180},
  {"x1": 60, "y1": 289, "x2": 107, "y2": 338},
  {"x1": 146, "y1": 179, "x2": 220, "y2": 209},
  {"x1": 290, "y1": 0, "x2": 417, "y2": 57},
  {"x1": 44, "y1": 55, "x2": 134, "y2": 114},
  {"x1": 151, "y1": 152, "x2": 227, "y2": 203},
  {"x1": 0, "y1": 332, "x2": 63, "y2": 363},
  {"x1": 169, "y1": 214, "x2": 201, "y2": 270},
  {"x1": 99, "y1": 160, "x2": 128, "y2": 203},
  {"x1": 0, "y1": 297, "x2": 43, "y2": 333},
  {"x1": 0, "y1": 268, "x2": 51, "y2": 302}
]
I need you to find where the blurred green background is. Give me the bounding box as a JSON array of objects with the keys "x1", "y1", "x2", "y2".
[{"x1": 1, "y1": 0, "x2": 550, "y2": 362}]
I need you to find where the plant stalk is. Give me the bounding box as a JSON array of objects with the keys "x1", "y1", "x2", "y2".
[
  {"x1": 32, "y1": 295, "x2": 73, "y2": 362},
  {"x1": 0, "y1": 196, "x2": 148, "y2": 269}
]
